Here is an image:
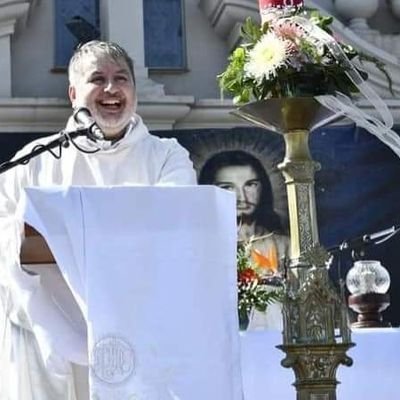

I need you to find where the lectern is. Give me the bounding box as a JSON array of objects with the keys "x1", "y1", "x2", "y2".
[{"x1": 23, "y1": 186, "x2": 243, "y2": 400}]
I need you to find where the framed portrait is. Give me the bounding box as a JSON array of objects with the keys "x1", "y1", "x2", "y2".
[{"x1": 157, "y1": 124, "x2": 400, "y2": 326}]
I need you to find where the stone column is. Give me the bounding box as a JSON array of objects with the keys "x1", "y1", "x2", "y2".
[{"x1": 0, "y1": 1, "x2": 31, "y2": 97}]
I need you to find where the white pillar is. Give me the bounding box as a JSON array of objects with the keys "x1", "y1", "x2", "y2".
[
  {"x1": 100, "y1": 0, "x2": 164, "y2": 98},
  {"x1": 334, "y1": 0, "x2": 379, "y2": 31},
  {"x1": 0, "y1": 25, "x2": 13, "y2": 97},
  {"x1": 0, "y1": 2, "x2": 31, "y2": 97}
]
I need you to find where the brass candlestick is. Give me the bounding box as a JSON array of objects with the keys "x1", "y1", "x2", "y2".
[{"x1": 233, "y1": 98, "x2": 354, "y2": 400}]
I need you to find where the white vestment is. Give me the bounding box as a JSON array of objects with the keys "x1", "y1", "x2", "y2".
[{"x1": 0, "y1": 114, "x2": 196, "y2": 399}]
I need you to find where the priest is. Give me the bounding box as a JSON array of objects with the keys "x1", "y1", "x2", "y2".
[{"x1": 0, "y1": 40, "x2": 196, "y2": 400}]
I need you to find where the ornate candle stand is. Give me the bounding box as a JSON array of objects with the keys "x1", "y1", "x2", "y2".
[{"x1": 233, "y1": 97, "x2": 354, "y2": 400}]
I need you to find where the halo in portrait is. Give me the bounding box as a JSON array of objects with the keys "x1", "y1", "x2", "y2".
[{"x1": 190, "y1": 127, "x2": 288, "y2": 229}]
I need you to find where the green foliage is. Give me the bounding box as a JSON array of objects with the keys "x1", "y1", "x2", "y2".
[{"x1": 241, "y1": 17, "x2": 263, "y2": 45}]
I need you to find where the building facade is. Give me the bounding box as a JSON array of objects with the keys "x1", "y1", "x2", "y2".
[{"x1": 0, "y1": 0, "x2": 399, "y2": 134}]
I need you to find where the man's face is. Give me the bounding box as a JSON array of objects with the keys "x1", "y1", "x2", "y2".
[
  {"x1": 214, "y1": 165, "x2": 262, "y2": 217},
  {"x1": 68, "y1": 54, "x2": 137, "y2": 139}
]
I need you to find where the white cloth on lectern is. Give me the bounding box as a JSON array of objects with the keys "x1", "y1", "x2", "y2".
[
  {"x1": 0, "y1": 114, "x2": 196, "y2": 399},
  {"x1": 24, "y1": 186, "x2": 243, "y2": 400}
]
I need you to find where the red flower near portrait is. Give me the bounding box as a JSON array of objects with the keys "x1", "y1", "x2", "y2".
[{"x1": 238, "y1": 267, "x2": 259, "y2": 283}]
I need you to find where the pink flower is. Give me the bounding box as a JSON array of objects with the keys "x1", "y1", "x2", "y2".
[{"x1": 273, "y1": 20, "x2": 305, "y2": 51}]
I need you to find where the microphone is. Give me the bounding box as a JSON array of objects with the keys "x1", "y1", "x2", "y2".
[
  {"x1": 338, "y1": 225, "x2": 400, "y2": 251},
  {"x1": 73, "y1": 107, "x2": 105, "y2": 141}
]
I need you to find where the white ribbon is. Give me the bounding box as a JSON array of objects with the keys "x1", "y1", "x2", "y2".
[
  {"x1": 281, "y1": 14, "x2": 400, "y2": 158},
  {"x1": 317, "y1": 93, "x2": 400, "y2": 158}
]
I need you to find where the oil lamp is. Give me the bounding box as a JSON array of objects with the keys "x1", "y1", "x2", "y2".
[{"x1": 346, "y1": 260, "x2": 391, "y2": 328}]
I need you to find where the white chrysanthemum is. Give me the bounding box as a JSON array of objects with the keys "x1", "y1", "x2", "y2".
[{"x1": 245, "y1": 33, "x2": 290, "y2": 80}]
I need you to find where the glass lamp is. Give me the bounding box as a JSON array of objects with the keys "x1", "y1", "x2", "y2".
[
  {"x1": 346, "y1": 260, "x2": 390, "y2": 294},
  {"x1": 346, "y1": 260, "x2": 391, "y2": 328}
]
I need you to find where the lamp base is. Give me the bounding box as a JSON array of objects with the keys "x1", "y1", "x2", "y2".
[{"x1": 348, "y1": 292, "x2": 391, "y2": 328}]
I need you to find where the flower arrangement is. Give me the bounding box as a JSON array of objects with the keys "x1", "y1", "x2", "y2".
[
  {"x1": 237, "y1": 240, "x2": 283, "y2": 329},
  {"x1": 218, "y1": 6, "x2": 390, "y2": 104}
]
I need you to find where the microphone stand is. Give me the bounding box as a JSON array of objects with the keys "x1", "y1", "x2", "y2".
[
  {"x1": 0, "y1": 129, "x2": 89, "y2": 175},
  {"x1": 327, "y1": 225, "x2": 400, "y2": 318},
  {"x1": 327, "y1": 225, "x2": 400, "y2": 259},
  {"x1": 329, "y1": 226, "x2": 399, "y2": 329}
]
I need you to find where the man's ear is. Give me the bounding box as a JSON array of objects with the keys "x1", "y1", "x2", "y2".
[{"x1": 68, "y1": 85, "x2": 76, "y2": 106}]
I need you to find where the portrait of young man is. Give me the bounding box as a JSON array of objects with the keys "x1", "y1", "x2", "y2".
[{"x1": 199, "y1": 150, "x2": 289, "y2": 277}]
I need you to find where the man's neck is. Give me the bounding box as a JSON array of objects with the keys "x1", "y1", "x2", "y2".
[{"x1": 106, "y1": 123, "x2": 132, "y2": 143}]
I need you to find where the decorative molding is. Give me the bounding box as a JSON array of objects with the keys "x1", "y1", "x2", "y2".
[
  {"x1": 297, "y1": 184, "x2": 313, "y2": 253},
  {"x1": 0, "y1": 21, "x2": 16, "y2": 38},
  {"x1": 0, "y1": 2, "x2": 31, "y2": 38},
  {"x1": 199, "y1": 0, "x2": 321, "y2": 41},
  {"x1": 199, "y1": 0, "x2": 258, "y2": 39},
  {"x1": 0, "y1": 2, "x2": 30, "y2": 31},
  {"x1": 0, "y1": 96, "x2": 399, "y2": 133},
  {"x1": 138, "y1": 96, "x2": 195, "y2": 130},
  {"x1": 0, "y1": 96, "x2": 195, "y2": 132},
  {"x1": 179, "y1": 97, "x2": 400, "y2": 129},
  {"x1": 0, "y1": 98, "x2": 73, "y2": 132},
  {"x1": 174, "y1": 99, "x2": 249, "y2": 129}
]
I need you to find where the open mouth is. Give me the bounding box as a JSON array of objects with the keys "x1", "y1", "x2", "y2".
[{"x1": 98, "y1": 99, "x2": 123, "y2": 111}]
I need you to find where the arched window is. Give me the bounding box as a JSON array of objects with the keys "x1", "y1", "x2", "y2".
[
  {"x1": 143, "y1": 0, "x2": 187, "y2": 70},
  {"x1": 54, "y1": 0, "x2": 100, "y2": 68}
]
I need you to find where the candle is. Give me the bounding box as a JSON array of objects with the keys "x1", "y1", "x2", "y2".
[{"x1": 259, "y1": 0, "x2": 304, "y2": 10}]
